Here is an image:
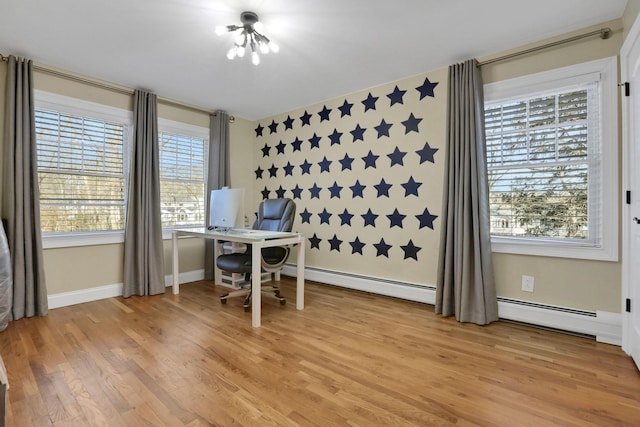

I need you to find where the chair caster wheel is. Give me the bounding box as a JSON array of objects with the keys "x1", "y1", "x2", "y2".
[
  {"x1": 280, "y1": 299, "x2": 286, "y2": 306},
  {"x1": 221, "y1": 299, "x2": 227, "y2": 304},
  {"x1": 244, "y1": 305, "x2": 250, "y2": 312}
]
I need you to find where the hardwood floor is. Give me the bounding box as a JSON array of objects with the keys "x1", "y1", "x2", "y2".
[{"x1": 0, "y1": 278, "x2": 638, "y2": 426}]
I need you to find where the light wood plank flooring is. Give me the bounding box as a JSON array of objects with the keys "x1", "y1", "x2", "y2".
[{"x1": 0, "y1": 278, "x2": 638, "y2": 426}]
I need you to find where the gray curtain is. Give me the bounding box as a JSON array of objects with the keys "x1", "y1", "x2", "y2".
[
  {"x1": 122, "y1": 90, "x2": 165, "y2": 297},
  {"x1": 436, "y1": 59, "x2": 498, "y2": 325},
  {"x1": 1, "y1": 55, "x2": 48, "y2": 319},
  {"x1": 204, "y1": 111, "x2": 230, "y2": 280}
]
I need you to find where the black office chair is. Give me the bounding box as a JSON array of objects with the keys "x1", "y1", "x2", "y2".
[{"x1": 217, "y1": 198, "x2": 296, "y2": 311}]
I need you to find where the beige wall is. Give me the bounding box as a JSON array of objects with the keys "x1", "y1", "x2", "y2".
[
  {"x1": 1, "y1": 13, "x2": 636, "y2": 313},
  {"x1": 477, "y1": 20, "x2": 624, "y2": 312},
  {"x1": 250, "y1": 19, "x2": 626, "y2": 313},
  {"x1": 624, "y1": 0, "x2": 640, "y2": 38}
]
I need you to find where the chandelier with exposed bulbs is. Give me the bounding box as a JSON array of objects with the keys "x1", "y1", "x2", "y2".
[{"x1": 215, "y1": 11, "x2": 279, "y2": 66}]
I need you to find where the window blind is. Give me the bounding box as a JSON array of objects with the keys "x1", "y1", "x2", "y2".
[
  {"x1": 35, "y1": 109, "x2": 126, "y2": 232},
  {"x1": 485, "y1": 83, "x2": 600, "y2": 242}
]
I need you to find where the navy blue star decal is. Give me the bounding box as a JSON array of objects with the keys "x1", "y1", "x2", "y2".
[
  {"x1": 268, "y1": 120, "x2": 279, "y2": 134},
  {"x1": 300, "y1": 208, "x2": 312, "y2": 224},
  {"x1": 254, "y1": 167, "x2": 264, "y2": 179},
  {"x1": 401, "y1": 240, "x2": 421, "y2": 261},
  {"x1": 318, "y1": 156, "x2": 332, "y2": 173},
  {"x1": 275, "y1": 185, "x2": 286, "y2": 198},
  {"x1": 416, "y1": 207, "x2": 438, "y2": 229},
  {"x1": 401, "y1": 176, "x2": 423, "y2": 197},
  {"x1": 309, "y1": 133, "x2": 321, "y2": 149},
  {"x1": 318, "y1": 208, "x2": 332, "y2": 225},
  {"x1": 291, "y1": 184, "x2": 303, "y2": 199},
  {"x1": 261, "y1": 144, "x2": 271, "y2": 157},
  {"x1": 309, "y1": 233, "x2": 321, "y2": 249},
  {"x1": 416, "y1": 141, "x2": 439, "y2": 164},
  {"x1": 338, "y1": 209, "x2": 354, "y2": 226},
  {"x1": 374, "y1": 178, "x2": 392, "y2": 198},
  {"x1": 261, "y1": 186, "x2": 270, "y2": 199},
  {"x1": 349, "y1": 237, "x2": 365, "y2": 255},
  {"x1": 276, "y1": 140, "x2": 286, "y2": 154},
  {"x1": 291, "y1": 137, "x2": 303, "y2": 152},
  {"x1": 339, "y1": 153, "x2": 354, "y2": 171},
  {"x1": 309, "y1": 183, "x2": 322, "y2": 199},
  {"x1": 328, "y1": 129, "x2": 343, "y2": 146},
  {"x1": 283, "y1": 115, "x2": 294, "y2": 130},
  {"x1": 338, "y1": 99, "x2": 354, "y2": 117},
  {"x1": 387, "y1": 208, "x2": 406, "y2": 228},
  {"x1": 255, "y1": 123, "x2": 264, "y2": 137},
  {"x1": 416, "y1": 77, "x2": 439, "y2": 100},
  {"x1": 373, "y1": 238, "x2": 392, "y2": 258},
  {"x1": 300, "y1": 110, "x2": 312, "y2": 126},
  {"x1": 328, "y1": 234, "x2": 343, "y2": 252},
  {"x1": 361, "y1": 208, "x2": 379, "y2": 227},
  {"x1": 318, "y1": 105, "x2": 332, "y2": 122},
  {"x1": 362, "y1": 92, "x2": 379, "y2": 112},
  {"x1": 300, "y1": 160, "x2": 312, "y2": 175},
  {"x1": 387, "y1": 146, "x2": 407, "y2": 167},
  {"x1": 362, "y1": 150, "x2": 379, "y2": 169},
  {"x1": 350, "y1": 180, "x2": 366, "y2": 198},
  {"x1": 283, "y1": 162, "x2": 294, "y2": 176},
  {"x1": 328, "y1": 181, "x2": 343, "y2": 198},
  {"x1": 374, "y1": 119, "x2": 393, "y2": 139},
  {"x1": 402, "y1": 113, "x2": 422, "y2": 134},
  {"x1": 268, "y1": 164, "x2": 278, "y2": 178},
  {"x1": 350, "y1": 124, "x2": 366, "y2": 142},
  {"x1": 387, "y1": 85, "x2": 407, "y2": 106}
]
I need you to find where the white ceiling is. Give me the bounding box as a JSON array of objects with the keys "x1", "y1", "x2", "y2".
[{"x1": 0, "y1": 0, "x2": 628, "y2": 120}]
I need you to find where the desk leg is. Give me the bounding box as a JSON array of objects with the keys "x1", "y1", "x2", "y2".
[
  {"x1": 213, "y1": 238, "x2": 221, "y2": 285},
  {"x1": 172, "y1": 232, "x2": 179, "y2": 294},
  {"x1": 296, "y1": 240, "x2": 305, "y2": 310},
  {"x1": 251, "y1": 243, "x2": 261, "y2": 327}
]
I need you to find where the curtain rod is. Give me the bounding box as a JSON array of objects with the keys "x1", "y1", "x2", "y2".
[
  {"x1": 477, "y1": 27, "x2": 612, "y2": 67},
  {"x1": 0, "y1": 53, "x2": 234, "y2": 121}
]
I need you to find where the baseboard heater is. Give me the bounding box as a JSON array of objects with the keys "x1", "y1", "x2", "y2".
[{"x1": 282, "y1": 264, "x2": 622, "y2": 346}]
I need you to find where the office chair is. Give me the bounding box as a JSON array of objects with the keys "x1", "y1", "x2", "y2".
[{"x1": 216, "y1": 198, "x2": 296, "y2": 311}]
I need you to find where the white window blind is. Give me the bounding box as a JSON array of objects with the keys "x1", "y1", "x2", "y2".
[
  {"x1": 159, "y1": 130, "x2": 208, "y2": 227},
  {"x1": 485, "y1": 83, "x2": 599, "y2": 242},
  {"x1": 35, "y1": 109, "x2": 126, "y2": 233}
]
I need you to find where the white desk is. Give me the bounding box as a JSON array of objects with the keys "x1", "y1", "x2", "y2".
[{"x1": 171, "y1": 227, "x2": 305, "y2": 327}]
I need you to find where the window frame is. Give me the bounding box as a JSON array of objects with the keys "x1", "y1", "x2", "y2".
[
  {"x1": 35, "y1": 91, "x2": 133, "y2": 249},
  {"x1": 157, "y1": 118, "x2": 210, "y2": 239},
  {"x1": 483, "y1": 56, "x2": 618, "y2": 261}
]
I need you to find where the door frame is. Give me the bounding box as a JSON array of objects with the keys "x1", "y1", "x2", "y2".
[{"x1": 621, "y1": 13, "x2": 640, "y2": 361}]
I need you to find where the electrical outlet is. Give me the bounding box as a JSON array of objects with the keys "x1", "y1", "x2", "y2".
[{"x1": 521, "y1": 275, "x2": 535, "y2": 292}]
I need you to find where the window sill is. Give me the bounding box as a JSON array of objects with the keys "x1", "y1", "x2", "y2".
[
  {"x1": 42, "y1": 231, "x2": 125, "y2": 249},
  {"x1": 491, "y1": 237, "x2": 618, "y2": 262}
]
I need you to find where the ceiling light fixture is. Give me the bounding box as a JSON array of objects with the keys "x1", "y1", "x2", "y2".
[{"x1": 215, "y1": 11, "x2": 279, "y2": 66}]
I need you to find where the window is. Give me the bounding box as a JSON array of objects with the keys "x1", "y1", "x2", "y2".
[
  {"x1": 483, "y1": 57, "x2": 618, "y2": 261},
  {"x1": 158, "y1": 119, "x2": 209, "y2": 229},
  {"x1": 35, "y1": 91, "x2": 132, "y2": 247}
]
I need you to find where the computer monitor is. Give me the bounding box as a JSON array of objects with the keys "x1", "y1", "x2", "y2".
[{"x1": 209, "y1": 187, "x2": 245, "y2": 230}]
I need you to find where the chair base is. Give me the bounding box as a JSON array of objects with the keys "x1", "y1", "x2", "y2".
[{"x1": 220, "y1": 285, "x2": 286, "y2": 312}]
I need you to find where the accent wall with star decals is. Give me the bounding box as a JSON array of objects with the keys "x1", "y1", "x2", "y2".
[{"x1": 251, "y1": 68, "x2": 447, "y2": 285}]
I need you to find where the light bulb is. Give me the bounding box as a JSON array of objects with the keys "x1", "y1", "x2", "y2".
[
  {"x1": 259, "y1": 42, "x2": 270, "y2": 54},
  {"x1": 234, "y1": 30, "x2": 245, "y2": 45},
  {"x1": 254, "y1": 21, "x2": 264, "y2": 32},
  {"x1": 252, "y1": 51, "x2": 260, "y2": 65},
  {"x1": 237, "y1": 47, "x2": 245, "y2": 58},
  {"x1": 269, "y1": 41, "x2": 279, "y2": 53},
  {"x1": 215, "y1": 26, "x2": 227, "y2": 36},
  {"x1": 226, "y1": 46, "x2": 237, "y2": 60}
]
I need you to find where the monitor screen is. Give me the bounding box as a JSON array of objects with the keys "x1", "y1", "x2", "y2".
[{"x1": 209, "y1": 187, "x2": 245, "y2": 230}]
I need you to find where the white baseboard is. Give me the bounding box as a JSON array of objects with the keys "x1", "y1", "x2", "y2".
[
  {"x1": 282, "y1": 264, "x2": 622, "y2": 345},
  {"x1": 49, "y1": 265, "x2": 622, "y2": 345},
  {"x1": 48, "y1": 269, "x2": 205, "y2": 309}
]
